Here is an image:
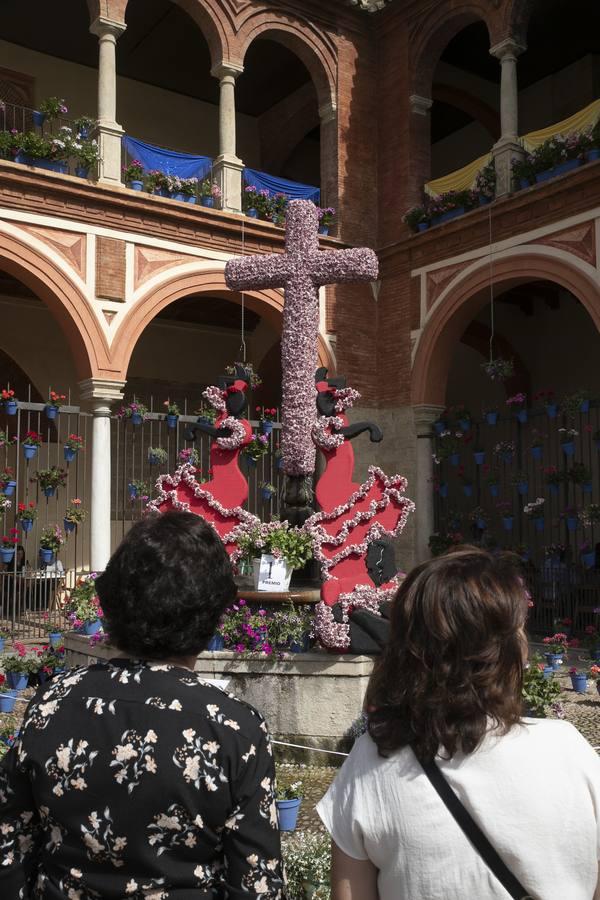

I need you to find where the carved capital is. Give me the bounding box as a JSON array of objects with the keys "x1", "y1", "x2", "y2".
[
  {"x1": 489, "y1": 38, "x2": 527, "y2": 62},
  {"x1": 414, "y1": 403, "x2": 445, "y2": 436},
  {"x1": 409, "y1": 94, "x2": 433, "y2": 116},
  {"x1": 89, "y1": 17, "x2": 126, "y2": 40},
  {"x1": 78, "y1": 378, "x2": 126, "y2": 412},
  {"x1": 211, "y1": 62, "x2": 244, "y2": 82}
]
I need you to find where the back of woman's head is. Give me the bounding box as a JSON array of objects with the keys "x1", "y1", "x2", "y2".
[
  {"x1": 367, "y1": 547, "x2": 528, "y2": 762},
  {"x1": 96, "y1": 511, "x2": 236, "y2": 659}
]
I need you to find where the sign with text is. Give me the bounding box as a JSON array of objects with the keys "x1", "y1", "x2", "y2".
[{"x1": 255, "y1": 554, "x2": 292, "y2": 592}]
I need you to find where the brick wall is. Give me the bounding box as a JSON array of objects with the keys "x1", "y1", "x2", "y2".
[{"x1": 95, "y1": 236, "x2": 126, "y2": 302}]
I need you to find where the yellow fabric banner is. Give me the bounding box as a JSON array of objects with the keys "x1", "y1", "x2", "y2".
[{"x1": 424, "y1": 98, "x2": 600, "y2": 195}]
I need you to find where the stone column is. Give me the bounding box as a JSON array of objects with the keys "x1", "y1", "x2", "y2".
[
  {"x1": 408, "y1": 95, "x2": 433, "y2": 208},
  {"x1": 90, "y1": 17, "x2": 126, "y2": 186},
  {"x1": 414, "y1": 404, "x2": 445, "y2": 564},
  {"x1": 79, "y1": 379, "x2": 125, "y2": 572},
  {"x1": 490, "y1": 38, "x2": 526, "y2": 196},
  {"x1": 211, "y1": 62, "x2": 244, "y2": 213}
]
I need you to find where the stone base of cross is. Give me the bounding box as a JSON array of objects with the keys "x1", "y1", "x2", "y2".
[{"x1": 225, "y1": 200, "x2": 378, "y2": 524}]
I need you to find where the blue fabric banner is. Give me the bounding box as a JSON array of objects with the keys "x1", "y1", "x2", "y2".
[
  {"x1": 123, "y1": 136, "x2": 213, "y2": 180},
  {"x1": 243, "y1": 167, "x2": 320, "y2": 204}
]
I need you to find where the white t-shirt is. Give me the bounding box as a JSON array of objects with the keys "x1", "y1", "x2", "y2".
[{"x1": 317, "y1": 719, "x2": 600, "y2": 899}]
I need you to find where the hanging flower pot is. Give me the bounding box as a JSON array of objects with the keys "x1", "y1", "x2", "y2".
[
  {"x1": 261, "y1": 488, "x2": 273, "y2": 502},
  {"x1": 489, "y1": 483, "x2": 499, "y2": 497},
  {"x1": 245, "y1": 455, "x2": 257, "y2": 469},
  {"x1": 534, "y1": 517, "x2": 545, "y2": 532},
  {"x1": 517, "y1": 481, "x2": 529, "y2": 496},
  {"x1": 276, "y1": 798, "x2": 301, "y2": 832},
  {"x1": 463, "y1": 484, "x2": 473, "y2": 497},
  {"x1": 43, "y1": 486, "x2": 56, "y2": 498},
  {"x1": 516, "y1": 409, "x2": 528, "y2": 424},
  {"x1": 473, "y1": 451, "x2": 485, "y2": 465},
  {"x1": 0, "y1": 547, "x2": 15, "y2": 564},
  {"x1": 546, "y1": 403, "x2": 558, "y2": 418},
  {"x1": 246, "y1": 208, "x2": 258, "y2": 218},
  {"x1": 438, "y1": 483, "x2": 448, "y2": 498},
  {"x1": 485, "y1": 412, "x2": 498, "y2": 426},
  {"x1": 45, "y1": 404, "x2": 59, "y2": 421},
  {"x1": 127, "y1": 483, "x2": 138, "y2": 500},
  {"x1": 433, "y1": 420, "x2": 446, "y2": 435},
  {"x1": 201, "y1": 196, "x2": 214, "y2": 208},
  {"x1": 63, "y1": 446, "x2": 76, "y2": 463},
  {"x1": 20, "y1": 518, "x2": 33, "y2": 533},
  {"x1": 39, "y1": 548, "x2": 54, "y2": 564},
  {"x1": 548, "y1": 483, "x2": 559, "y2": 495},
  {"x1": 580, "y1": 399, "x2": 590, "y2": 413},
  {"x1": 449, "y1": 453, "x2": 460, "y2": 467},
  {"x1": 581, "y1": 550, "x2": 596, "y2": 568},
  {"x1": 561, "y1": 441, "x2": 575, "y2": 456},
  {"x1": 566, "y1": 516, "x2": 578, "y2": 532},
  {"x1": 22, "y1": 444, "x2": 38, "y2": 461},
  {"x1": 502, "y1": 516, "x2": 514, "y2": 531},
  {"x1": 475, "y1": 518, "x2": 486, "y2": 530},
  {"x1": 1, "y1": 481, "x2": 16, "y2": 497},
  {"x1": 261, "y1": 421, "x2": 273, "y2": 437},
  {"x1": 531, "y1": 446, "x2": 543, "y2": 461},
  {"x1": 582, "y1": 482, "x2": 593, "y2": 494},
  {"x1": 48, "y1": 631, "x2": 62, "y2": 649},
  {"x1": 276, "y1": 456, "x2": 284, "y2": 470},
  {"x1": 131, "y1": 412, "x2": 143, "y2": 426},
  {"x1": 32, "y1": 110, "x2": 46, "y2": 128},
  {"x1": 458, "y1": 419, "x2": 471, "y2": 432},
  {"x1": 166, "y1": 414, "x2": 178, "y2": 429},
  {"x1": 500, "y1": 452, "x2": 513, "y2": 464},
  {"x1": 4, "y1": 399, "x2": 17, "y2": 415},
  {"x1": 63, "y1": 518, "x2": 76, "y2": 533},
  {"x1": 318, "y1": 224, "x2": 330, "y2": 236},
  {"x1": 207, "y1": 634, "x2": 225, "y2": 651}
]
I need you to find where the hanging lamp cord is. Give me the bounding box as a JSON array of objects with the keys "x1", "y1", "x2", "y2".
[
  {"x1": 239, "y1": 217, "x2": 247, "y2": 363},
  {"x1": 488, "y1": 203, "x2": 495, "y2": 363}
]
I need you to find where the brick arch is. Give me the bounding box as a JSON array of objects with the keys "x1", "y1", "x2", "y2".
[
  {"x1": 110, "y1": 267, "x2": 335, "y2": 380},
  {"x1": 411, "y1": 5, "x2": 496, "y2": 98},
  {"x1": 432, "y1": 83, "x2": 501, "y2": 141},
  {"x1": 412, "y1": 247, "x2": 600, "y2": 405},
  {"x1": 0, "y1": 229, "x2": 111, "y2": 381},
  {"x1": 235, "y1": 15, "x2": 336, "y2": 111}
]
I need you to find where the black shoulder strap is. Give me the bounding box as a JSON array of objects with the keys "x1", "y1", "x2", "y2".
[{"x1": 420, "y1": 758, "x2": 534, "y2": 900}]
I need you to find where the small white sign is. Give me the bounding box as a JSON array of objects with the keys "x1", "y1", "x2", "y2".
[{"x1": 256, "y1": 554, "x2": 292, "y2": 592}]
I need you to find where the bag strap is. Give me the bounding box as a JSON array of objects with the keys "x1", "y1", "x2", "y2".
[{"x1": 420, "y1": 758, "x2": 533, "y2": 900}]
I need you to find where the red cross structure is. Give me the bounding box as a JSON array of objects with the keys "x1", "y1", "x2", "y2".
[{"x1": 225, "y1": 200, "x2": 378, "y2": 477}]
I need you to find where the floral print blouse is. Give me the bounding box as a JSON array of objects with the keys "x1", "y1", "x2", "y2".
[{"x1": 0, "y1": 659, "x2": 285, "y2": 899}]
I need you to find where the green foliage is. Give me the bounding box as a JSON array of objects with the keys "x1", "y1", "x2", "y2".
[
  {"x1": 522, "y1": 655, "x2": 561, "y2": 717},
  {"x1": 269, "y1": 528, "x2": 313, "y2": 570},
  {"x1": 282, "y1": 831, "x2": 331, "y2": 900}
]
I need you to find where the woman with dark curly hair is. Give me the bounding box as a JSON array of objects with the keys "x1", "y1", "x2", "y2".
[
  {"x1": 318, "y1": 547, "x2": 600, "y2": 900},
  {"x1": 0, "y1": 511, "x2": 285, "y2": 899}
]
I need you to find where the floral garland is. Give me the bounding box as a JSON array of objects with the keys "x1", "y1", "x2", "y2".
[
  {"x1": 314, "y1": 578, "x2": 402, "y2": 650},
  {"x1": 215, "y1": 416, "x2": 246, "y2": 450},
  {"x1": 304, "y1": 466, "x2": 415, "y2": 578},
  {"x1": 312, "y1": 416, "x2": 345, "y2": 450},
  {"x1": 147, "y1": 464, "x2": 260, "y2": 559},
  {"x1": 202, "y1": 385, "x2": 226, "y2": 412},
  {"x1": 333, "y1": 387, "x2": 361, "y2": 413}
]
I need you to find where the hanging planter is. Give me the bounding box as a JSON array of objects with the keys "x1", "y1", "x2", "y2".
[
  {"x1": 63, "y1": 518, "x2": 76, "y2": 533},
  {"x1": 44, "y1": 486, "x2": 56, "y2": 498},
  {"x1": 433, "y1": 420, "x2": 446, "y2": 435},
  {"x1": 533, "y1": 517, "x2": 545, "y2": 532},
  {"x1": 473, "y1": 451, "x2": 485, "y2": 465},
  {"x1": 207, "y1": 634, "x2": 225, "y2": 651},
  {"x1": 517, "y1": 481, "x2": 529, "y2": 496},
  {"x1": 438, "y1": 483, "x2": 448, "y2": 498},
  {"x1": 481, "y1": 357, "x2": 514, "y2": 381},
  {"x1": 1, "y1": 481, "x2": 16, "y2": 497},
  {"x1": 580, "y1": 398, "x2": 590, "y2": 413},
  {"x1": 531, "y1": 445, "x2": 543, "y2": 460},
  {"x1": 45, "y1": 390, "x2": 66, "y2": 420},
  {"x1": 462, "y1": 484, "x2": 473, "y2": 497},
  {"x1": 502, "y1": 516, "x2": 514, "y2": 531},
  {"x1": 561, "y1": 441, "x2": 575, "y2": 456},
  {"x1": 2, "y1": 389, "x2": 17, "y2": 415},
  {"x1": 39, "y1": 548, "x2": 54, "y2": 564},
  {"x1": 489, "y1": 483, "x2": 499, "y2": 497},
  {"x1": 546, "y1": 403, "x2": 558, "y2": 418},
  {"x1": 485, "y1": 411, "x2": 498, "y2": 426},
  {"x1": 449, "y1": 453, "x2": 460, "y2": 467},
  {"x1": 581, "y1": 549, "x2": 596, "y2": 568},
  {"x1": 23, "y1": 444, "x2": 38, "y2": 461},
  {"x1": 0, "y1": 546, "x2": 15, "y2": 564},
  {"x1": 582, "y1": 482, "x2": 593, "y2": 494},
  {"x1": 20, "y1": 518, "x2": 34, "y2": 533}
]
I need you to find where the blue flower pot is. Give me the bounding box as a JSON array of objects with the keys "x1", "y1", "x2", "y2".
[
  {"x1": 500, "y1": 452, "x2": 513, "y2": 464},
  {"x1": 534, "y1": 517, "x2": 545, "y2": 532},
  {"x1": 64, "y1": 446, "x2": 77, "y2": 463},
  {"x1": 417, "y1": 221, "x2": 429, "y2": 232},
  {"x1": 15, "y1": 153, "x2": 68, "y2": 174},
  {"x1": 23, "y1": 444, "x2": 38, "y2": 460},
  {"x1": 276, "y1": 798, "x2": 301, "y2": 831},
  {"x1": 436, "y1": 206, "x2": 465, "y2": 224},
  {"x1": 318, "y1": 225, "x2": 330, "y2": 235},
  {"x1": 546, "y1": 403, "x2": 558, "y2": 418},
  {"x1": 0, "y1": 548, "x2": 15, "y2": 564},
  {"x1": 474, "y1": 452, "x2": 485, "y2": 465},
  {"x1": 128, "y1": 180, "x2": 143, "y2": 191},
  {"x1": 6, "y1": 672, "x2": 28, "y2": 691},
  {"x1": 207, "y1": 634, "x2": 224, "y2": 651},
  {"x1": 479, "y1": 194, "x2": 492, "y2": 205},
  {"x1": 570, "y1": 673, "x2": 588, "y2": 693},
  {"x1": 49, "y1": 632, "x2": 63, "y2": 648},
  {"x1": 32, "y1": 110, "x2": 46, "y2": 128},
  {"x1": 581, "y1": 550, "x2": 596, "y2": 568},
  {"x1": 201, "y1": 196, "x2": 214, "y2": 208},
  {"x1": 64, "y1": 518, "x2": 76, "y2": 533},
  {"x1": 4, "y1": 399, "x2": 17, "y2": 415},
  {"x1": 516, "y1": 409, "x2": 528, "y2": 424},
  {"x1": 40, "y1": 548, "x2": 54, "y2": 564},
  {"x1": 433, "y1": 421, "x2": 446, "y2": 435},
  {"x1": 590, "y1": 648, "x2": 600, "y2": 661},
  {"x1": 131, "y1": 412, "x2": 143, "y2": 426},
  {"x1": 44, "y1": 486, "x2": 56, "y2": 498},
  {"x1": 549, "y1": 483, "x2": 559, "y2": 495},
  {"x1": 128, "y1": 484, "x2": 138, "y2": 500},
  {"x1": 489, "y1": 484, "x2": 499, "y2": 497},
  {"x1": 439, "y1": 483, "x2": 448, "y2": 498},
  {"x1": 519, "y1": 178, "x2": 531, "y2": 190},
  {"x1": 463, "y1": 485, "x2": 473, "y2": 497},
  {"x1": 0, "y1": 638, "x2": 4, "y2": 653},
  {"x1": 185, "y1": 195, "x2": 196, "y2": 204},
  {"x1": 20, "y1": 518, "x2": 33, "y2": 533},
  {"x1": 173, "y1": 192, "x2": 186, "y2": 202},
  {"x1": 2, "y1": 481, "x2": 16, "y2": 496},
  {"x1": 261, "y1": 488, "x2": 274, "y2": 502},
  {"x1": 246, "y1": 208, "x2": 258, "y2": 218},
  {"x1": 83, "y1": 620, "x2": 102, "y2": 636},
  {"x1": 531, "y1": 446, "x2": 542, "y2": 461},
  {"x1": 246, "y1": 456, "x2": 257, "y2": 469},
  {"x1": 166, "y1": 414, "x2": 178, "y2": 429},
  {"x1": 553, "y1": 158, "x2": 581, "y2": 177},
  {"x1": 561, "y1": 441, "x2": 575, "y2": 456},
  {"x1": 75, "y1": 166, "x2": 90, "y2": 179},
  {"x1": 566, "y1": 516, "x2": 578, "y2": 531},
  {"x1": 503, "y1": 516, "x2": 514, "y2": 531},
  {"x1": 517, "y1": 482, "x2": 529, "y2": 496},
  {"x1": 45, "y1": 404, "x2": 59, "y2": 420},
  {"x1": 261, "y1": 421, "x2": 273, "y2": 436},
  {"x1": 544, "y1": 652, "x2": 562, "y2": 671},
  {"x1": 586, "y1": 148, "x2": 600, "y2": 162},
  {"x1": 458, "y1": 419, "x2": 471, "y2": 432},
  {"x1": 449, "y1": 453, "x2": 459, "y2": 467},
  {"x1": 475, "y1": 518, "x2": 486, "y2": 530},
  {"x1": 535, "y1": 169, "x2": 555, "y2": 184},
  {"x1": 542, "y1": 666, "x2": 554, "y2": 680},
  {"x1": 0, "y1": 691, "x2": 17, "y2": 712},
  {"x1": 485, "y1": 412, "x2": 498, "y2": 426},
  {"x1": 289, "y1": 633, "x2": 311, "y2": 653},
  {"x1": 580, "y1": 399, "x2": 590, "y2": 413},
  {"x1": 582, "y1": 482, "x2": 593, "y2": 494}
]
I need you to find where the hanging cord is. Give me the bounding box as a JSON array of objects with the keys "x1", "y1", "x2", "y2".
[
  {"x1": 239, "y1": 217, "x2": 247, "y2": 363},
  {"x1": 488, "y1": 203, "x2": 495, "y2": 364}
]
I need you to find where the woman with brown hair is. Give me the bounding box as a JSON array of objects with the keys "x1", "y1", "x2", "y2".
[{"x1": 317, "y1": 547, "x2": 600, "y2": 900}]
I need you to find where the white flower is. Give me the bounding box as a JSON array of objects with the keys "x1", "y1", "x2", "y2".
[
  {"x1": 56, "y1": 746, "x2": 71, "y2": 771},
  {"x1": 145, "y1": 729, "x2": 157, "y2": 743},
  {"x1": 204, "y1": 775, "x2": 217, "y2": 791},
  {"x1": 183, "y1": 755, "x2": 200, "y2": 782},
  {"x1": 202, "y1": 741, "x2": 219, "y2": 755},
  {"x1": 115, "y1": 743, "x2": 137, "y2": 762},
  {"x1": 125, "y1": 880, "x2": 138, "y2": 893},
  {"x1": 183, "y1": 728, "x2": 196, "y2": 741},
  {"x1": 156, "y1": 814, "x2": 181, "y2": 830},
  {"x1": 70, "y1": 868, "x2": 82, "y2": 878},
  {"x1": 169, "y1": 699, "x2": 182, "y2": 711}
]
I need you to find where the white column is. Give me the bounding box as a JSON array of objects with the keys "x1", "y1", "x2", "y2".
[
  {"x1": 414, "y1": 404, "x2": 445, "y2": 564},
  {"x1": 90, "y1": 17, "x2": 126, "y2": 186},
  {"x1": 79, "y1": 379, "x2": 125, "y2": 572},
  {"x1": 211, "y1": 62, "x2": 244, "y2": 213},
  {"x1": 490, "y1": 38, "x2": 526, "y2": 196}
]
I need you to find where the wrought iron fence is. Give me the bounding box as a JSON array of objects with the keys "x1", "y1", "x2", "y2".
[{"x1": 433, "y1": 402, "x2": 600, "y2": 634}]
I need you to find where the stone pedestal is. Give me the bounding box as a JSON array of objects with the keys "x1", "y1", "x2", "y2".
[{"x1": 213, "y1": 154, "x2": 244, "y2": 213}]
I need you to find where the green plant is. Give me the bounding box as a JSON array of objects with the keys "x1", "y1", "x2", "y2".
[
  {"x1": 73, "y1": 138, "x2": 99, "y2": 169},
  {"x1": 148, "y1": 447, "x2": 168, "y2": 465},
  {"x1": 522, "y1": 655, "x2": 562, "y2": 717},
  {"x1": 403, "y1": 204, "x2": 429, "y2": 231},
  {"x1": 195, "y1": 404, "x2": 218, "y2": 422},
  {"x1": 580, "y1": 503, "x2": 600, "y2": 526},
  {"x1": 511, "y1": 154, "x2": 535, "y2": 183},
  {"x1": 481, "y1": 357, "x2": 514, "y2": 380},
  {"x1": 200, "y1": 178, "x2": 221, "y2": 199},
  {"x1": 144, "y1": 169, "x2": 167, "y2": 193},
  {"x1": 235, "y1": 522, "x2": 313, "y2": 570},
  {"x1": 569, "y1": 462, "x2": 592, "y2": 485},
  {"x1": 224, "y1": 361, "x2": 263, "y2": 390},
  {"x1": 65, "y1": 574, "x2": 102, "y2": 626},
  {"x1": 64, "y1": 433, "x2": 85, "y2": 451},
  {"x1": 38, "y1": 96, "x2": 68, "y2": 119},
  {"x1": 178, "y1": 177, "x2": 199, "y2": 197},
  {"x1": 2, "y1": 641, "x2": 43, "y2": 675},
  {"x1": 123, "y1": 159, "x2": 144, "y2": 182},
  {"x1": 17, "y1": 502, "x2": 37, "y2": 522},
  {"x1": 560, "y1": 390, "x2": 587, "y2": 418},
  {"x1": 276, "y1": 771, "x2": 304, "y2": 800},
  {"x1": 428, "y1": 531, "x2": 463, "y2": 556},
  {"x1": 243, "y1": 433, "x2": 270, "y2": 462},
  {"x1": 281, "y1": 831, "x2": 331, "y2": 900},
  {"x1": 33, "y1": 467, "x2": 68, "y2": 492},
  {"x1": 74, "y1": 115, "x2": 95, "y2": 134},
  {"x1": 268, "y1": 602, "x2": 312, "y2": 649},
  {"x1": 544, "y1": 466, "x2": 566, "y2": 487},
  {"x1": 64, "y1": 499, "x2": 86, "y2": 525},
  {"x1": 15, "y1": 131, "x2": 63, "y2": 161},
  {"x1": 474, "y1": 159, "x2": 496, "y2": 198},
  {"x1": 39, "y1": 524, "x2": 64, "y2": 552},
  {"x1": 117, "y1": 400, "x2": 148, "y2": 420}
]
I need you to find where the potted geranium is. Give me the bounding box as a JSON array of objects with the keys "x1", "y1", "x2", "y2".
[
  {"x1": 522, "y1": 654, "x2": 561, "y2": 715},
  {"x1": 568, "y1": 666, "x2": 595, "y2": 694},
  {"x1": 178, "y1": 177, "x2": 199, "y2": 203},
  {"x1": 123, "y1": 159, "x2": 145, "y2": 190},
  {"x1": 242, "y1": 432, "x2": 270, "y2": 467},
  {"x1": 560, "y1": 390, "x2": 588, "y2": 418},
  {"x1": 544, "y1": 543, "x2": 565, "y2": 566},
  {"x1": 0, "y1": 495, "x2": 11, "y2": 518},
  {"x1": 0, "y1": 466, "x2": 16, "y2": 496},
  {"x1": 542, "y1": 632, "x2": 570, "y2": 670},
  {"x1": 561, "y1": 505, "x2": 579, "y2": 532},
  {"x1": 469, "y1": 507, "x2": 487, "y2": 531},
  {"x1": 243, "y1": 184, "x2": 261, "y2": 217},
  {"x1": 271, "y1": 192, "x2": 288, "y2": 226},
  {"x1": 0, "y1": 678, "x2": 17, "y2": 714},
  {"x1": 64, "y1": 498, "x2": 85, "y2": 533},
  {"x1": 65, "y1": 574, "x2": 103, "y2": 635},
  {"x1": 580, "y1": 503, "x2": 600, "y2": 528},
  {"x1": 1, "y1": 387, "x2": 17, "y2": 415},
  {"x1": 64, "y1": 433, "x2": 84, "y2": 463},
  {"x1": 74, "y1": 115, "x2": 95, "y2": 139},
  {"x1": 72, "y1": 137, "x2": 99, "y2": 178},
  {"x1": 530, "y1": 431, "x2": 544, "y2": 461},
  {"x1": 497, "y1": 500, "x2": 514, "y2": 531},
  {"x1": 494, "y1": 439, "x2": 515, "y2": 464},
  {"x1": 33, "y1": 466, "x2": 68, "y2": 498},
  {"x1": 118, "y1": 400, "x2": 148, "y2": 425},
  {"x1": 524, "y1": 497, "x2": 545, "y2": 531},
  {"x1": 128, "y1": 479, "x2": 149, "y2": 501},
  {"x1": 17, "y1": 501, "x2": 37, "y2": 532},
  {"x1": 506, "y1": 392, "x2": 527, "y2": 423},
  {"x1": 163, "y1": 399, "x2": 180, "y2": 429},
  {"x1": 148, "y1": 447, "x2": 168, "y2": 466},
  {"x1": 485, "y1": 467, "x2": 500, "y2": 497},
  {"x1": 511, "y1": 154, "x2": 535, "y2": 190},
  {"x1": 199, "y1": 178, "x2": 221, "y2": 207},
  {"x1": 544, "y1": 465, "x2": 565, "y2": 495},
  {"x1": 434, "y1": 431, "x2": 462, "y2": 467},
  {"x1": 37, "y1": 96, "x2": 68, "y2": 125},
  {"x1": 45, "y1": 389, "x2": 66, "y2": 420},
  {"x1": 2, "y1": 640, "x2": 41, "y2": 690},
  {"x1": 317, "y1": 206, "x2": 335, "y2": 235},
  {"x1": 22, "y1": 430, "x2": 42, "y2": 461},
  {"x1": 472, "y1": 444, "x2": 485, "y2": 466},
  {"x1": 533, "y1": 388, "x2": 557, "y2": 418},
  {"x1": 257, "y1": 406, "x2": 277, "y2": 435},
  {"x1": 513, "y1": 471, "x2": 529, "y2": 496},
  {"x1": 474, "y1": 159, "x2": 496, "y2": 204},
  {"x1": 178, "y1": 447, "x2": 200, "y2": 467},
  {"x1": 0, "y1": 529, "x2": 19, "y2": 564},
  {"x1": 39, "y1": 524, "x2": 64, "y2": 564},
  {"x1": 454, "y1": 404, "x2": 471, "y2": 431},
  {"x1": 276, "y1": 776, "x2": 304, "y2": 831}
]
